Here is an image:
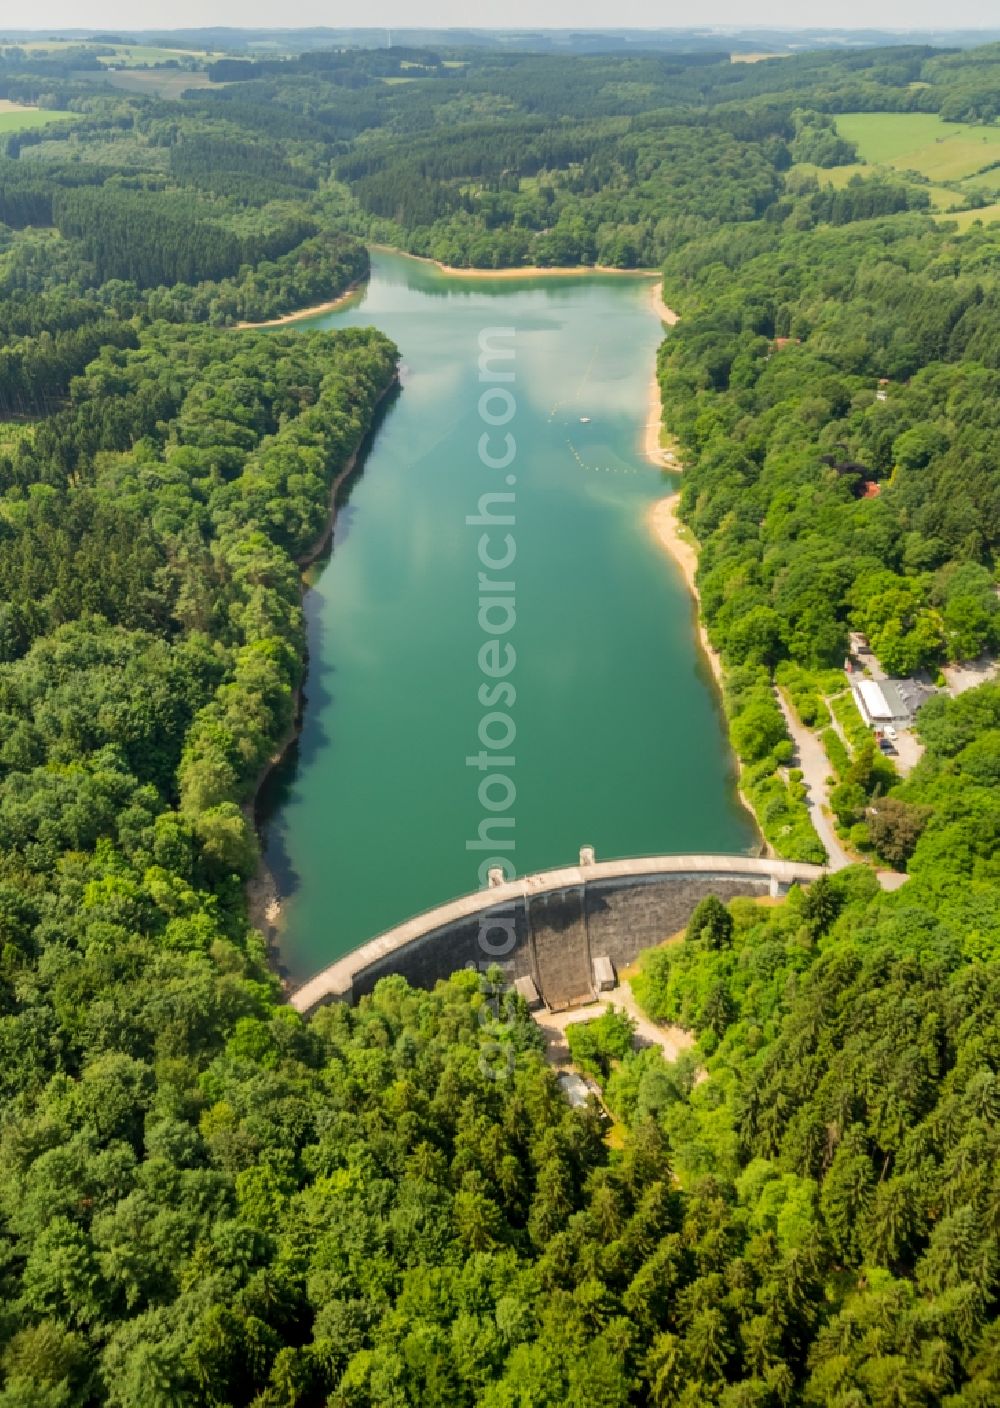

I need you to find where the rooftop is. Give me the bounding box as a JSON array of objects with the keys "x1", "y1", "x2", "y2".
[{"x1": 853, "y1": 676, "x2": 935, "y2": 725}]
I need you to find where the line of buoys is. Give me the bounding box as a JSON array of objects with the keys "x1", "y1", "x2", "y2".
[{"x1": 564, "y1": 438, "x2": 639, "y2": 475}]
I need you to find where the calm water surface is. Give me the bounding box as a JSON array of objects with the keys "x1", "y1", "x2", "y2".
[{"x1": 259, "y1": 250, "x2": 756, "y2": 980}]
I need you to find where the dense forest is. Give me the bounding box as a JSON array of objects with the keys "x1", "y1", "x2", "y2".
[{"x1": 0, "y1": 30, "x2": 996, "y2": 1408}]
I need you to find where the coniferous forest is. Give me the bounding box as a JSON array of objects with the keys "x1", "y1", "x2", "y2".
[{"x1": 0, "y1": 30, "x2": 997, "y2": 1408}]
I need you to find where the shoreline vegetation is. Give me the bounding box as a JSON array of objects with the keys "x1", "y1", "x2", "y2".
[
  {"x1": 235, "y1": 251, "x2": 681, "y2": 331},
  {"x1": 646, "y1": 493, "x2": 766, "y2": 850},
  {"x1": 244, "y1": 371, "x2": 400, "y2": 969},
  {"x1": 235, "y1": 274, "x2": 367, "y2": 328},
  {"x1": 646, "y1": 498, "x2": 719, "y2": 685},
  {"x1": 639, "y1": 294, "x2": 766, "y2": 852},
  {"x1": 370, "y1": 242, "x2": 665, "y2": 279},
  {"x1": 639, "y1": 286, "x2": 718, "y2": 687}
]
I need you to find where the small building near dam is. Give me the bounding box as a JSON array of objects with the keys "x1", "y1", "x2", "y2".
[{"x1": 852, "y1": 677, "x2": 935, "y2": 729}]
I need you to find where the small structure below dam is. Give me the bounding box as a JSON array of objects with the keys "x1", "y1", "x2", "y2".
[{"x1": 290, "y1": 850, "x2": 826, "y2": 1016}]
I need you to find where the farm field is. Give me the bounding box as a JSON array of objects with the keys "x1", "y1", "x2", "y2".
[
  {"x1": 96, "y1": 44, "x2": 220, "y2": 64},
  {"x1": 0, "y1": 39, "x2": 217, "y2": 63},
  {"x1": 0, "y1": 40, "x2": 92, "y2": 51},
  {"x1": 836, "y1": 112, "x2": 1000, "y2": 182},
  {"x1": 76, "y1": 68, "x2": 224, "y2": 97},
  {"x1": 0, "y1": 99, "x2": 74, "y2": 132}
]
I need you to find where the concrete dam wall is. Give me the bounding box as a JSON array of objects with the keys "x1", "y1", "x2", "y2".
[{"x1": 290, "y1": 851, "x2": 825, "y2": 1015}]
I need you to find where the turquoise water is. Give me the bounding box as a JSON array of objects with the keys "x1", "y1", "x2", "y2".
[{"x1": 259, "y1": 250, "x2": 756, "y2": 981}]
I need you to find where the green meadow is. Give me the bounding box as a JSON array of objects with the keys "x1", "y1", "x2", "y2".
[
  {"x1": 0, "y1": 101, "x2": 74, "y2": 133},
  {"x1": 836, "y1": 112, "x2": 1000, "y2": 182}
]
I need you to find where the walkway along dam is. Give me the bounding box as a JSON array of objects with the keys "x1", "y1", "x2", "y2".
[{"x1": 290, "y1": 851, "x2": 826, "y2": 1014}]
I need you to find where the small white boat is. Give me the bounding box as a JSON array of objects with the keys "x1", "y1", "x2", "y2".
[{"x1": 579, "y1": 416, "x2": 591, "y2": 424}]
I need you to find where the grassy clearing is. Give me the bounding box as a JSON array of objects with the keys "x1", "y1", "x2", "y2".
[
  {"x1": 935, "y1": 201, "x2": 1000, "y2": 231},
  {"x1": 924, "y1": 185, "x2": 965, "y2": 210},
  {"x1": 836, "y1": 112, "x2": 1000, "y2": 183},
  {"x1": 789, "y1": 161, "x2": 871, "y2": 188},
  {"x1": 822, "y1": 727, "x2": 851, "y2": 779},
  {"x1": 829, "y1": 689, "x2": 874, "y2": 755},
  {"x1": 0, "y1": 102, "x2": 74, "y2": 133}
]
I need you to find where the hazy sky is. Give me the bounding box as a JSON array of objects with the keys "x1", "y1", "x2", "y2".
[{"x1": 13, "y1": 3, "x2": 1000, "y2": 32}]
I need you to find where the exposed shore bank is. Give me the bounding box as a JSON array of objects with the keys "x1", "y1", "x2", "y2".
[
  {"x1": 647, "y1": 496, "x2": 720, "y2": 689},
  {"x1": 371, "y1": 242, "x2": 664, "y2": 282},
  {"x1": 647, "y1": 494, "x2": 764, "y2": 846},
  {"x1": 235, "y1": 253, "x2": 682, "y2": 328},
  {"x1": 244, "y1": 371, "x2": 400, "y2": 965},
  {"x1": 640, "y1": 325, "x2": 764, "y2": 850},
  {"x1": 643, "y1": 371, "x2": 666, "y2": 465},
  {"x1": 235, "y1": 275, "x2": 367, "y2": 329},
  {"x1": 641, "y1": 282, "x2": 679, "y2": 464},
  {"x1": 650, "y1": 280, "x2": 679, "y2": 327}
]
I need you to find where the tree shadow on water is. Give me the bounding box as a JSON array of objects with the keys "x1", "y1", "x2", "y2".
[{"x1": 254, "y1": 379, "x2": 402, "y2": 930}]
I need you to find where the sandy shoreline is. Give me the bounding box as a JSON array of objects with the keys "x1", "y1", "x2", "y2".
[
  {"x1": 236, "y1": 276, "x2": 366, "y2": 328},
  {"x1": 641, "y1": 282, "x2": 680, "y2": 465},
  {"x1": 643, "y1": 367, "x2": 670, "y2": 467},
  {"x1": 638, "y1": 296, "x2": 720, "y2": 683},
  {"x1": 647, "y1": 495, "x2": 764, "y2": 842},
  {"x1": 646, "y1": 497, "x2": 722, "y2": 689},
  {"x1": 238, "y1": 250, "x2": 682, "y2": 329},
  {"x1": 371, "y1": 242, "x2": 662, "y2": 281},
  {"x1": 650, "y1": 281, "x2": 679, "y2": 327},
  {"x1": 638, "y1": 312, "x2": 759, "y2": 838}
]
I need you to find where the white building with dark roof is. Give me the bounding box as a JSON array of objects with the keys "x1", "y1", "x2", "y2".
[{"x1": 852, "y1": 677, "x2": 935, "y2": 728}]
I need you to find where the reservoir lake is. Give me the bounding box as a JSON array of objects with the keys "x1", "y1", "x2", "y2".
[{"x1": 258, "y1": 249, "x2": 757, "y2": 982}]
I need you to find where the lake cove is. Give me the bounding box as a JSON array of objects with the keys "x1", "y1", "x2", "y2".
[{"x1": 257, "y1": 248, "x2": 757, "y2": 983}]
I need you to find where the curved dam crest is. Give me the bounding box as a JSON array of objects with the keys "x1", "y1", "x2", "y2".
[{"x1": 291, "y1": 851, "x2": 825, "y2": 1014}]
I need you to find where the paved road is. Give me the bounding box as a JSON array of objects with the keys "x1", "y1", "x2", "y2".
[{"x1": 776, "y1": 689, "x2": 853, "y2": 871}]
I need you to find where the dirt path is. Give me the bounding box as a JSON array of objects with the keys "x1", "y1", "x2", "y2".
[{"x1": 775, "y1": 689, "x2": 852, "y2": 870}]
